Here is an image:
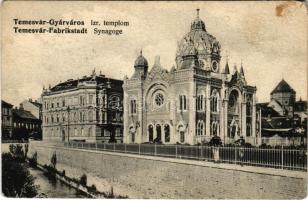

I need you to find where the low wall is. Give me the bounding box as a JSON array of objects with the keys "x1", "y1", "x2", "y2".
[{"x1": 28, "y1": 142, "x2": 307, "y2": 199}]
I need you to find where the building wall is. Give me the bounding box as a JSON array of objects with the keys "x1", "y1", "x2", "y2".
[
  {"x1": 124, "y1": 66, "x2": 257, "y2": 145},
  {"x1": 42, "y1": 78, "x2": 123, "y2": 143},
  {"x1": 1, "y1": 103, "x2": 13, "y2": 139}
]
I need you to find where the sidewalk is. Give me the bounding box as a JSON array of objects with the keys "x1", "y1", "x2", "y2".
[{"x1": 36, "y1": 143, "x2": 307, "y2": 179}]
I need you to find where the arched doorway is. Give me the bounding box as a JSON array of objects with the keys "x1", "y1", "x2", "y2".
[
  {"x1": 155, "y1": 124, "x2": 161, "y2": 142},
  {"x1": 178, "y1": 124, "x2": 185, "y2": 143},
  {"x1": 148, "y1": 124, "x2": 153, "y2": 142},
  {"x1": 62, "y1": 130, "x2": 65, "y2": 141},
  {"x1": 129, "y1": 126, "x2": 136, "y2": 143},
  {"x1": 164, "y1": 124, "x2": 170, "y2": 143}
]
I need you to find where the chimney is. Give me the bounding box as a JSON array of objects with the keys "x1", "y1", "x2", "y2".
[{"x1": 19, "y1": 103, "x2": 24, "y2": 110}]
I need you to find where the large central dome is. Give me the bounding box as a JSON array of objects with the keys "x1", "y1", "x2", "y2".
[{"x1": 176, "y1": 9, "x2": 221, "y2": 70}]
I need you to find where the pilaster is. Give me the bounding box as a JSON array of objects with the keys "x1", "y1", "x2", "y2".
[{"x1": 205, "y1": 83, "x2": 211, "y2": 136}]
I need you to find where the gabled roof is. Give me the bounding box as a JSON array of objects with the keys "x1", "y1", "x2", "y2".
[
  {"x1": 271, "y1": 79, "x2": 295, "y2": 94},
  {"x1": 256, "y1": 102, "x2": 282, "y2": 118},
  {"x1": 29, "y1": 101, "x2": 42, "y2": 108},
  {"x1": 13, "y1": 109, "x2": 38, "y2": 120},
  {"x1": 1, "y1": 100, "x2": 13, "y2": 108}
]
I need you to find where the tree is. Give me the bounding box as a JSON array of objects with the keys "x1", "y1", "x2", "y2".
[{"x1": 2, "y1": 153, "x2": 38, "y2": 197}]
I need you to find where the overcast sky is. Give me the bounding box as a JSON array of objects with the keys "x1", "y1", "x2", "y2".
[{"x1": 2, "y1": 1, "x2": 307, "y2": 106}]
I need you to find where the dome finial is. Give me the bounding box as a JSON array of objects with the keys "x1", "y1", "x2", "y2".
[{"x1": 196, "y1": 8, "x2": 200, "y2": 19}]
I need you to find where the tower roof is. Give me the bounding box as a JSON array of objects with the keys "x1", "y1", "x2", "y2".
[
  {"x1": 134, "y1": 50, "x2": 148, "y2": 67},
  {"x1": 176, "y1": 9, "x2": 220, "y2": 70},
  {"x1": 271, "y1": 79, "x2": 295, "y2": 94},
  {"x1": 223, "y1": 61, "x2": 230, "y2": 74}
]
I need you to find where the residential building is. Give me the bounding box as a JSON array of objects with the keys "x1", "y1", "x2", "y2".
[
  {"x1": 256, "y1": 79, "x2": 307, "y2": 146},
  {"x1": 1, "y1": 100, "x2": 14, "y2": 140},
  {"x1": 41, "y1": 70, "x2": 123, "y2": 143},
  {"x1": 20, "y1": 98, "x2": 42, "y2": 120},
  {"x1": 12, "y1": 105, "x2": 41, "y2": 140}
]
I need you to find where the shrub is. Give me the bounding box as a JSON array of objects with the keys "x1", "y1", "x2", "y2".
[
  {"x1": 88, "y1": 184, "x2": 97, "y2": 193},
  {"x1": 28, "y1": 152, "x2": 37, "y2": 168},
  {"x1": 61, "y1": 170, "x2": 66, "y2": 177},
  {"x1": 2, "y1": 153, "x2": 38, "y2": 197},
  {"x1": 79, "y1": 174, "x2": 87, "y2": 186}
]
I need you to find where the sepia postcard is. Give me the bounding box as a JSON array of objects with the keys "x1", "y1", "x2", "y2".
[{"x1": 1, "y1": 1, "x2": 307, "y2": 199}]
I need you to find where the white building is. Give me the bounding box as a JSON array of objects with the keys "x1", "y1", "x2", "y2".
[{"x1": 123, "y1": 9, "x2": 257, "y2": 145}]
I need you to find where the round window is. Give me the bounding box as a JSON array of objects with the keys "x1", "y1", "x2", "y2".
[
  {"x1": 154, "y1": 93, "x2": 164, "y2": 107},
  {"x1": 212, "y1": 61, "x2": 218, "y2": 72}
]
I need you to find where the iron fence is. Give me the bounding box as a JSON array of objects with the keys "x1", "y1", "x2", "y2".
[{"x1": 63, "y1": 142, "x2": 307, "y2": 171}]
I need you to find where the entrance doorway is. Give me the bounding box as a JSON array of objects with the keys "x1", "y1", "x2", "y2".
[
  {"x1": 155, "y1": 124, "x2": 161, "y2": 142},
  {"x1": 148, "y1": 125, "x2": 153, "y2": 142}
]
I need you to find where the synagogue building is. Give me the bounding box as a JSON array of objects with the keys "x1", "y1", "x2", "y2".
[{"x1": 123, "y1": 10, "x2": 257, "y2": 145}]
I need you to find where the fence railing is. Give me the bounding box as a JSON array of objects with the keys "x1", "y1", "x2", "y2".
[{"x1": 63, "y1": 142, "x2": 307, "y2": 171}]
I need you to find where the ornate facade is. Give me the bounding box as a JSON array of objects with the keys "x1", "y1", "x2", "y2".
[
  {"x1": 42, "y1": 71, "x2": 123, "y2": 143},
  {"x1": 123, "y1": 10, "x2": 257, "y2": 145}
]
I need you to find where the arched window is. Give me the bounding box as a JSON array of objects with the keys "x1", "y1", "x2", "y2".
[
  {"x1": 164, "y1": 124, "x2": 170, "y2": 143},
  {"x1": 211, "y1": 90, "x2": 219, "y2": 112},
  {"x1": 81, "y1": 128, "x2": 84, "y2": 136},
  {"x1": 179, "y1": 95, "x2": 187, "y2": 111},
  {"x1": 197, "y1": 94, "x2": 204, "y2": 111},
  {"x1": 196, "y1": 121, "x2": 204, "y2": 136},
  {"x1": 74, "y1": 128, "x2": 77, "y2": 136},
  {"x1": 211, "y1": 121, "x2": 219, "y2": 136},
  {"x1": 130, "y1": 99, "x2": 137, "y2": 114},
  {"x1": 229, "y1": 90, "x2": 239, "y2": 114}
]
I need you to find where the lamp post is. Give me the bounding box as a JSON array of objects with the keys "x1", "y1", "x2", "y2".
[{"x1": 67, "y1": 106, "x2": 71, "y2": 142}]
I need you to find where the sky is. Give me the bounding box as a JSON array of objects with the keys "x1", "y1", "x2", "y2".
[{"x1": 1, "y1": 1, "x2": 307, "y2": 106}]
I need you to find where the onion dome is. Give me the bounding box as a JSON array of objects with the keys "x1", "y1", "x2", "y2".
[
  {"x1": 134, "y1": 50, "x2": 148, "y2": 67},
  {"x1": 176, "y1": 9, "x2": 221, "y2": 70},
  {"x1": 132, "y1": 50, "x2": 148, "y2": 78},
  {"x1": 191, "y1": 8, "x2": 206, "y2": 31}
]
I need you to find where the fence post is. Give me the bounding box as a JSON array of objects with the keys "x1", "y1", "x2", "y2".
[
  {"x1": 281, "y1": 145, "x2": 284, "y2": 169},
  {"x1": 235, "y1": 147, "x2": 237, "y2": 164},
  {"x1": 175, "y1": 144, "x2": 177, "y2": 158},
  {"x1": 200, "y1": 145, "x2": 203, "y2": 160},
  {"x1": 113, "y1": 143, "x2": 115, "y2": 152},
  {"x1": 103, "y1": 142, "x2": 106, "y2": 151},
  {"x1": 95, "y1": 143, "x2": 97, "y2": 151},
  {"x1": 154, "y1": 144, "x2": 157, "y2": 156},
  {"x1": 81, "y1": 142, "x2": 83, "y2": 149},
  {"x1": 124, "y1": 143, "x2": 126, "y2": 153},
  {"x1": 139, "y1": 143, "x2": 141, "y2": 155}
]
